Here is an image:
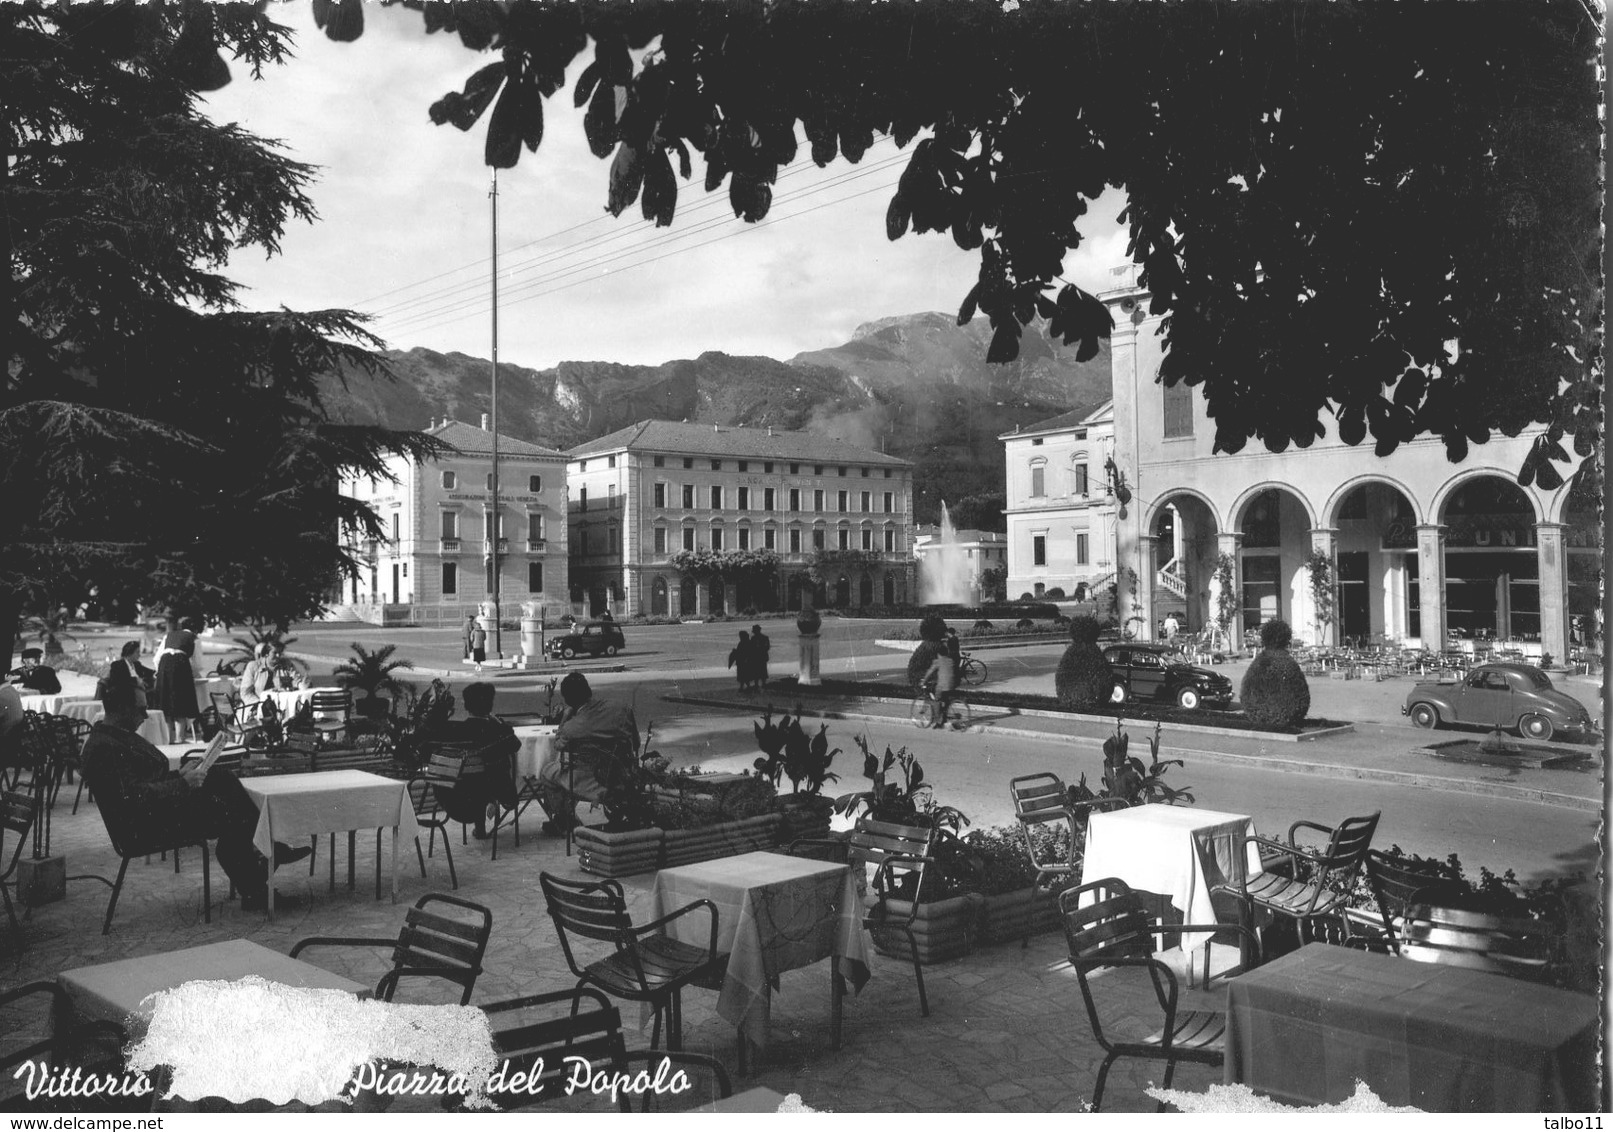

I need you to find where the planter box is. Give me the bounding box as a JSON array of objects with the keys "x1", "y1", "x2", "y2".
[
  {"x1": 774, "y1": 795, "x2": 834, "y2": 846},
  {"x1": 866, "y1": 893, "x2": 983, "y2": 965},
  {"x1": 573, "y1": 814, "x2": 784, "y2": 878},
  {"x1": 977, "y1": 887, "x2": 1062, "y2": 946}
]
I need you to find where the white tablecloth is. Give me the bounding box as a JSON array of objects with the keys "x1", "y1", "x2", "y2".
[
  {"x1": 1082, "y1": 804, "x2": 1261, "y2": 953},
  {"x1": 20, "y1": 693, "x2": 69, "y2": 715},
  {"x1": 54, "y1": 699, "x2": 103, "y2": 722},
  {"x1": 53, "y1": 702, "x2": 167, "y2": 745},
  {"x1": 264, "y1": 688, "x2": 316, "y2": 715},
  {"x1": 512, "y1": 724, "x2": 559, "y2": 780}
]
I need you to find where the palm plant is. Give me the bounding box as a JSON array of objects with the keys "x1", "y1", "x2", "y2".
[
  {"x1": 332, "y1": 643, "x2": 414, "y2": 716},
  {"x1": 219, "y1": 626, "x2": 306, "y2": 677}
]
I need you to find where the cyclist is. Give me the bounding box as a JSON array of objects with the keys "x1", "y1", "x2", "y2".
[{"x1": 923, "y1": 633, "x2": 962, "y2": 729}]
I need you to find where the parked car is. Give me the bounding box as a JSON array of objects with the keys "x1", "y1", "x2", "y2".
[
  {"x1": 1403, "y1": 662, "x2": 1597, "y2": 742},
  {"x1": 1101, "y1": 644, "x2": 1234, "y2": 710},
  {"x1": 547, "y1": 621, "x2": 625, "y2": 660}
]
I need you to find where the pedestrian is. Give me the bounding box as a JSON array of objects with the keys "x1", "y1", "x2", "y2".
[
  {"x1": 728, "y1": 631, "x2": 754, "y2": 692},
  {"x1": 750, "y1": 623, "x2": 770, "y2": 686},
  {"x1": 462, "y1": 613, "x2": 477, "y2": 662},
  {"x1": 471, "y1": 617, "x2": 488, "y2": 675},
  {"x1": 153, "y1": 615, "x2": 200, "y2": 743},
  {"x1": 1163, "y1": 612, "x2": 1180, "y2": 641}
]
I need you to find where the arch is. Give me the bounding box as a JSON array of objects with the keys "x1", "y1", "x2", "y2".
[
  {"x1": 1141, "y1": 487, "x2": 1224, "y2": 535},
  {"x1": 1545, "y1": 467, "x2": 1600, "y2": 527},
  {"x1": 858, "y1": 573, "x2": 874, "y2": 606},
  {"x1": 883, "y1": 574, "x2": 896, "y2": 605},
  {"x1": 1430, "y1": 467, "x2": 1545, "y2": 525},
  {"x1": 708, "y1": 577, "x2": 726, "y2": 615},
  {"x1": 679, "y1": 576, "x2": 698, "y2": 615},
  {"x1": 650, "y1": 577, "x2": 668, "y2": 616},
  {"x1": 1321, "y1": 474, "x2": 1426, "y2": 528},
  {"x1": 1227, "y1": 482, "x2": 1318, "y2": 531}
]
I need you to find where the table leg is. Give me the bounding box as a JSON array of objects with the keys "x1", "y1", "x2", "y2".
[
  {"x1": 347, "y1": 830, "x2": 356, "y2": 890},
  {"x1": 831, "y1": 956, "x2": 843, "y2": 1051},
  {"x1": 265, "y1": 857, "x2": 275, "y2": 921},
  {"x1": 374, "y1": 829, "x2": 382, "y2": 901},
  {"x1": 328, "y1": 832, "x2": 336, "y2": 893},
  {"x1": 391, "y1": 825, "x2": 399, "y2": 904}
]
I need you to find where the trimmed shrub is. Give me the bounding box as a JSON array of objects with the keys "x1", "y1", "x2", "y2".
[
  {"x1": 1044, "y1": 587, "x2": 1066, "y2": 600},
  {"x1": 1019, "y1": 592, "x2": 1035, "y2": 601},
  {"x1": 1241, "y1": 619, "x2": 1310, "y2": 727},
  {"x1": 1055, "y1": 616, "x2": 1112, "y2": 708},
  {"x1": 918, "y1": 613, "x2": 948, "y2": 642},
  {"x1": 907, "y1": 639, "x2": 944, "y2": 687}
]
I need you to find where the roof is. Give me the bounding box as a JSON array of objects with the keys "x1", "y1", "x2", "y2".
[
  {"x1": 429, "y1": 419, "x2": 567, "y2": 459},
  {"x1": 1001, "y1": 400, "x2": 1113, "y2": 440},
  {"x1": 566, "y1": 420, "x2": 910, "y2": 467}
]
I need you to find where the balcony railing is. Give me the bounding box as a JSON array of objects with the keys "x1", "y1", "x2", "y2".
[
  {"x1": 527, "y1": 538, "x2": 546, "y2": 552},
  {"x1": 440, "y1": 538, "x2": 461, "y2": 553},
  {"x1": 569, "y1": 496, "x2": 625, "y2": 514}
]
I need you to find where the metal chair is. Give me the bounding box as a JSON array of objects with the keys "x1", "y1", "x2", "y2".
[
  {"x1": 449, "y1": 987, "x2": 733, "y2": 1112},
  {"x1": 0, "y1": 789, "x2": 38, "y2": 930},
  {"x1": 538, "y1": 871, "x2": 725, "y2": 1052},
  {"x1": 310, "y1": 689, "x2": 352, "y2": 748},
  {"x1": 1341, "y1": 848, "x2": 1449, "y2": 951},
  {"x1": 407, "y1": 748, "x2": 467, "y2": 889},
  {"x1": 1008, "y1": 773, "x2": 1125, "y2": 946},
  {"x1": 1397, "y1": 889, "x2": 1553, "y2": 981},
  {"x1": 1060, "y1": 878, "x2": 1258, "y2": 1112},
  {"x1": 1211, "y1": 811, "x2": 1379, "y2": 957},
  {"x1": 1, "y1": 981, "x2": 132, "y2": 1109},
  {"x1": 290, "y1": 892, "x2": 492, "y2": 1004}
]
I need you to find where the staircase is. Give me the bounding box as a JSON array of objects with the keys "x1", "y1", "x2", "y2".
[{"x1": 1153, "y1": 560, "x2": 1189, "y2": 628}]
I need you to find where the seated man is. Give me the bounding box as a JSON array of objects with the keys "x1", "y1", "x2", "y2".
[
  {"x1": 80, "y1": 687, "x2": 312, "y2": 911},
  {"x1": 429, "y1": 682, "x2": 519, "y2": 841},
  {"x1": 101, "y1": 641, "x2": 155, "y2": 712},
  {"x1": 538, "y1": 672, "x2": 639, "y2": 833},
  {"x1": 6, "y1": 648, "x2": 62, "y2": 695}
]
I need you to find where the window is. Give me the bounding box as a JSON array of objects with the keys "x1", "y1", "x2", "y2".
[
  {"x1": 654, "y1": 483, "x2": 666, "y2": 508},
  {"x1": 578, "y1": 486, "x2": 588, "y2": 512},
  {"x1": 764, "y1": 462, "x2": 774, "y2": 473},
  {"x1": 860, "y1": 491, "x2": 871, "y2": 513},
  {"x1": 711, "y1": 527, "x2": 724, "y2": 551},
  {"x1": 578, "y1": 460, "x2": 587, "y2": 472},
  {"x1": 1164, "y1": 379, "x2": 1194, "y2": 438},
  {"x1": 764, "y1": 528, "x2": 776, "y2": 550},
  {"x1": 862, "y1": 528, "x2": 873, "y2": 550},
  {"x1": 441, "y1": 511, "x2": 458, "y2": 539},
  {"x1": 607, "y1": 455, "x2": 616, "y2": 468},
  {"x1": 1032, "y1": 437, "x2": 1044, "y2": 446},
  {"x1": 814, "y1": 464, "x2": 824, "y2": 475},
  {"x1": 609, "y1": 527, "x2": 619, "y2": 554},
  {"x1": 682, "y1": 484, "x2": 695, "y2": 509},
  {"x1": 683, "y1": 526, "x2": 695, "y2": 551},
  {"x1": 884, "y1": 528, "x2": 896, "y2": 553},
  {"x1": 813, "y1": 528, "x2": 826, "y2": 550},
  {"x1": 737, "y1": 487, "x2": 749, "y2": 510},
  {"x1": 441, "y1": 470, "x2": 456, "y2": 489},
  {"x1": 837, "y1": 466, "x2": 847, "y2": 476},
  {"x1": 1031, "y1": 463, "x2": 1046, "y2": 497},
  {"x1": 789, "y1": 488, "x2": 800, "y2": 512},
  {"x1": 1033, "y1": 534, "x2": 1047, "y2": 566},
  {"x1": 654, "y1": 455, "x2": 665, "y2": 467},
  {"x1": 883, "y1": 492, "x2": 894, "y2": 514},
  {"x1": 764, "y1": 487, "x2": 775, "y2": 510},
  {"x1": 1074, "y1": 429, "x2": 1088, "y2": 440},
  {"x1": 813, "y1": 489, "x2": 824, "y2": 512},
  {"x1": 529, "y1": 514, "x2": 544, "y2": 541},
  {"x1": 710, "y1": 485, "x2": 723, "y2": 509},
  {"x1": 861, "y1": 467, "x2": 870, "y2": 477},
  {"x1": 837, "y1": 490, "x2": 848, "y2": 512},
  {"x1": 654, "y1": 527, "x2": 667, "y2": 554},
  {"x1": 608, "y1": 483, "x2": 616, "y2": 500},
  {"x1": 579, "y1": 529, "x2": 589, "y2": 555},
  {"x1": 442, "y1": 562, "x2": 458, "y2": 595},
  {"x1": 528, "y1": 562, "x2": 543, "y2": 592},
  {"x1": 738, "y1": 527, "x2": 750, "y2": 550},
  {"x1": 884, "y1": 468, "x2": 892, "y2": 478},
  {"x1": 390, "y1": 512, "x2": 399, "y2": 541},
  {"x1": 683, "y1": 457, "x2": 694, "y2": 468},
  {"x1": 1076, "y1": 532, "x2": 1090, "y2": 565},
  {"x1": 1074, "y1": 463, "x2": 1089, "y2": 495},
  {"x1": 738, "y1": 461, "x2": 748, "y2": 472},
  {"x1": 528, "y1": 474, "x2": 542, "y2": 492},
  {"x1": 485, "y1": 473, "x2": 494, "y2": 490},
  {"x1": 838, "y1": 528, "x2": 850, "y2": 549},
  {"x1": 790, "y1": 463, "x2": 800, "y2": 474},
  {"x1": 484, "y1": 511, "x2": 503, "y2": 539},
  {"x1": 789, "y1": 529, "x2": 802, "y2": 553},
  {"x1": 710, "y1": 459, "x2": 722, "y2": 471}
]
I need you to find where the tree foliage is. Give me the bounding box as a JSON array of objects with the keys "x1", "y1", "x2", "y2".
[
  {"x1": 349, "y1": 0, "x2": 1598, "y2": 489},
  {"x1": 5, "y1": 0, "x2": 444, "y2": 637}
]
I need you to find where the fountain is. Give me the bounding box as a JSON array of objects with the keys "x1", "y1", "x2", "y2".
[{"x1": 922, "y1": 501, "x2": 974, "y2": 605}]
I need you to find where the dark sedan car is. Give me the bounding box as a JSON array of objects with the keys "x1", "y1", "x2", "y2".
[
  {"x1": 548, "y1": 621, "x2": 626, "y2": 660},
  {"x1": 1403, "y1": 662, "x2": 1597, "y2": 742},
  {"x1": 1102, "y1": 644, "x2": 1234, "y2": 710}
]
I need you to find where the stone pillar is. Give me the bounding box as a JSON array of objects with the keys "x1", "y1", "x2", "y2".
[
  {"x1": 1213, "y1": 532, "x2": 1243, "y2": 647},
  {"x1": 1308, "y1": 527, "x2": 1340, "y2": 647},
  {"x1": 1170, "y1": 504, "x2": 1185, "y2": 565},
  {"x1": 1536, "y1": 522, "x2": 1570, "y2": 665},
  {"x1": 1415, "y1": 524, "x2": 1447, "y2": 653},
  {"x1": 797, "y1": 632, "x2": 822, "y2": 685},
  {"x1": 1136, "y1": 534, "x2": 1158, "y2": 641}
]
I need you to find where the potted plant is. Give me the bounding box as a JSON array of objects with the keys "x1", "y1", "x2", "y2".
[
  {"x1": 796, "y1": 606, "x2": 822, "y2": 635},
  {"x1": 1071, "y1": 719, "x2": 1195, "y2": 808},
  {"x1": 754, "y1": 710, "x2": 840, "y2": 841},
  {"x1": 332, "y1": 642, "x2": 415, "y2": 722},
  {"x1": 958, "y1": 825, "x2": 1066, "y2": 945}
]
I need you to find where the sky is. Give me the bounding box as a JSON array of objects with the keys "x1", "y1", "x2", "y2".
[{"x1": 200, "y1": 0, "x2": 1132, "y2": 371}]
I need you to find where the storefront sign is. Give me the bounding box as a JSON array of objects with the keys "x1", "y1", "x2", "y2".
[{"x1": 445, "y1": 493, "x2": 543, "y2": 503}]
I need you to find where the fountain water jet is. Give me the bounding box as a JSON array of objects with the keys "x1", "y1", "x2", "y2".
[{"x1": 922, "y1": 501, "x2": 974, "y2": 605}]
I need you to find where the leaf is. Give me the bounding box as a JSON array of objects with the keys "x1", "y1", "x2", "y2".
[
  {"x1": 583, "y1": 82, "x2": 620, "y2": 159},
  {"x1": 641, "y1": 148, "x2": 676, "y2": 226},
  {"x1": 957, "y1": 284, "x2": 981, "y2": 326},
  {"x1": 429, "y1": 62, "x2": 507, "y2": 132},
  {"x1": 668, "y1": 138, "x2": 692, "y2": 180},
  {"x1": 312, "y1": 0, "x2": 365, "y2": 43},
  {"x1": 986, "y1": 319, "x2": 1022, "y2": 364},
  {"x1": 607, "y1": 144, "x2": 644, "y2": 217},
  {"x1": 484, "y1": 78, "x2": 541, "y2": 168},
  {"x1": 573, "y1": 61, "x2": 601, "y2": 109},
  {"x1": 885, "y1": 192, "x2": 911, "y2": 240}
]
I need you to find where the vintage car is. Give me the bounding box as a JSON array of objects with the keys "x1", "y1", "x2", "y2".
[
  {"x1": 547, "y1": 620, "x2": 626, "y2": 660},
  {"x1": 1101, "y1": 643, "x2": 1234, "y2": 710},
  {"x1": 1402, "y1": 662, "x2": 1597, "y2": 742}
]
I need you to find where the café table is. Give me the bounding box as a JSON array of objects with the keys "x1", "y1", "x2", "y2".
[
  {"x1": 1223, "y1": 942, "x2": 1600, "y2": 1111},
  {"x1": 264, "y1": 687, "x2": 316, "y2": 716},
  {"x1": 1081, "y1": 803, "x2": 1261, "y2": 964},
  {"x1": 55, "y1": 938, "x2": 370, "y2": 1041},
  {"x1": 20, "y1": 692, "x2": 70, "y2": 716},
  {"x1": 648, "y1": 850, "x2": 871, "y2": 1065},
  {"x1": 241, "y1": 770, "x2": 419, "y2": 919},
  {"x1": 511, "y1": 723, "x2": 559, "y2": 782}
]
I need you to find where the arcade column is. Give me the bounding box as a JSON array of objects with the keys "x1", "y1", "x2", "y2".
[
  {"x1": 1308, "y1": 527, "x2": 1340, "y2": 647},
  {"x1": 1136, "y1": 534, "x2": 1158, "y2": 641},
  {"x1": 1535, "y1": 522, "x2": 1569, "y2": 664},
  {"x1": 1214, "y1": 532, "x2": 1243, "y2": 646},
  {"x1": 1415, "y1": 524, "x2": 1447, "y2": 653}
]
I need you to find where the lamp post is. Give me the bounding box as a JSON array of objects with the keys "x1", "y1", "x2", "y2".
[{"x1": 489, "y1": 169, "x2": 502, "y2": 659}]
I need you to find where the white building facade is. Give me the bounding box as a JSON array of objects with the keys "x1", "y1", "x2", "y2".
[
  {"x1": 335, "y1": 417, "x2": 569, "y2": 626},
  {"x1": 1101, "y1": 269, "x2": 1598, "y2": 660},
  {"x1": 566, "y1": 420, "x2": 915, "y2": 617}
]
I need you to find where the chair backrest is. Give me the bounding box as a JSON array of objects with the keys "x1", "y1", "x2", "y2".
[
  {"x1": 1399, "y1": 891, "x2": 1551, "y2": 981},
  {"x1": 382, "y1": 894, "x2": 493, "y2": 1001},
  {"x1": 847, "y1": 818, "x2": 934, "y2": 902},
  {"x1": 1010, "y1": 773, "x2": 1069, "y2": 825},
  {"x1": 1059, "y1": 878, "x2": 1160, "y2": 970},
  {"x1": 1, "y1": 790, "x2": 37, "y2": 880},
  {"x1": 1314, "y1": 812, "x2": 1379, "y2": 893},
  {"x1": 539, "y1": 872, "x2": 638, "y2": 983},
  {"x1": 476, "y1": 988, "x2": 631, "y2": 1109},
  {"x1": 209, "y1": 691, "x2": 237, "y2": 719},
  {"x1": 0, "y1": 982, "x2": 128, "y2": 1107},
  {"x1": 312, "y1": 689, "x2": 351, "y2": 720},
  {"x1": 1363, "y1": 849, "x2": 1447, "y2": 942}
]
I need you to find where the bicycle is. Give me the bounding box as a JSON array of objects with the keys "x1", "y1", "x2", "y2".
[
  {"x1": 908, "y1": 684, "x2": 974, "y2": 730},
  {"x1": 958, "y1": 652, "x2": 988, "y2": 687}
]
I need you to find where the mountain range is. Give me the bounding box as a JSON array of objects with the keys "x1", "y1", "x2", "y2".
[{"x1": 319, "y1": 311, "x2": 1114, "y2": 527}]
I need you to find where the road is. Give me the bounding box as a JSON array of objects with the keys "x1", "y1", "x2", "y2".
[{"x1": 267, "y1": 616, "x2": 1605, "y2": 886}]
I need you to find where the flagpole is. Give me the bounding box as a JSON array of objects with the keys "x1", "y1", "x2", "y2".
[{"x1": 490, "y1": 168, "x2": 502, "y2": 660}]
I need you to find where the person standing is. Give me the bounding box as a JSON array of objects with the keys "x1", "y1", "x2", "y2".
[
  {"x1": 153, "y1": 616, "x2": 200, "y2": 743},
  {"x1": 751, "y1": 624, "x2": 770, "y2": 687},
  {"x1": 728, "y1": 631, "x2": 754, "y2": 692},
  {"x1": 470, "y1": 617, "x2": 488, "y2": 675},
  {"x1": 462, "y1": 613, "x2": 477, "y2": 662}
]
